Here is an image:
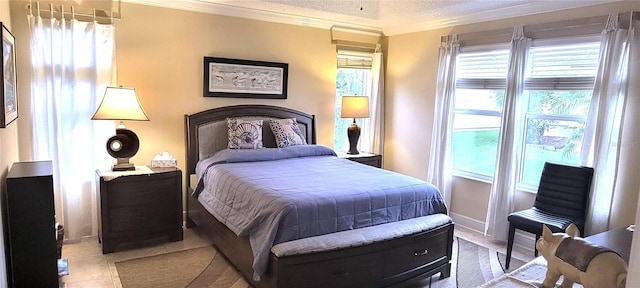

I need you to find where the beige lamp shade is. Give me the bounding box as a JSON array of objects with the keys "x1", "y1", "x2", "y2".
[
  {"x1": 91, "y1": 86, "x2": 149, "y2": 121},
  {"x1": 341, "y1": 96, "x2": 370, "y2": 119}
]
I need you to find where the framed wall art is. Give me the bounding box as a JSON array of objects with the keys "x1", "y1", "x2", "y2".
[
  {"x1": 0, "y1": 23, "x2": 17, "y2": 128},
  {"x1": 203, "y1": 57, "x2": 288, "y2": 99}
]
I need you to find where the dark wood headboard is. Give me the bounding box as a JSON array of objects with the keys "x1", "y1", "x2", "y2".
[{"x1": 185, "y1": 104, "x2": 317, "y2": 187}]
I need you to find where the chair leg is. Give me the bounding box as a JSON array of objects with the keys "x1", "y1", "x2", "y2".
[
  {"x1": 506, "y1": 223, "x2": 516, "y2": 269},
  {"x1": 534, "y1": 234, "x2": 540, "y2": 257}
]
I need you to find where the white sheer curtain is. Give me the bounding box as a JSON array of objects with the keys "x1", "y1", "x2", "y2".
[
  {"x1": 29, "y1": 15, "x2": 115, "y2": 241},
  {"x1": 484, "y1": 27, "x2": 531, "y2": 241},
  {"x1": 625, "y1": 13, "x2": 639, "y2": 285},
  {"x1": 427, "y1": 35, "x2": 459, "y2": 208},
  {"x1": 361, "y1": 44, "x2": 385, "y2": 155},
  {"x1": 581, "y1": 13, "x2": 635, "y2": 235}
]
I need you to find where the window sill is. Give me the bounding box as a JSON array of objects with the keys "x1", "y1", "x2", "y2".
[
  {"x1": 452, "y1": 171, "x2": 493, "y2": 184},
  {"x1": 516, "y1": 185, "x2": 538, "y2": 194},
  {"x1": 451, "y1": 171, "x2": 539, "y2": 194}
]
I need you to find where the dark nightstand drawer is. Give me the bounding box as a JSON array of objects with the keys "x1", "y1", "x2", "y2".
[
  {"x1": 109, "y1": 203, "x2": 175, "y2": 234},
  {"x1": 107, "y1": 175, "x2": 176, "y2": 207},
  {"x1": 337, "y1": 152, "x2": 382, "y2": 168},
  {"x1": 97, "y1": 167, "x2": 183, "y2": 253}
]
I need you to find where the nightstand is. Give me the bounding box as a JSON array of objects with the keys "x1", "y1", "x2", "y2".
[
  {"x1": 337, "y1": 152, "x2": 382, "y2": 168},
  {"x1": 96, "y1": 166, "x2": 183, "y2": 254}
]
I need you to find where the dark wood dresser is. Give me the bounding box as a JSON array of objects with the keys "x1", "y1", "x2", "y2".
[
  {"x1": 4, "y1": 161, "x2": 58, "y2": 287},
  {"x1": 96, "y1": 167, "x2": 183, "y2": 253},
  {"x1": 584, "y1": 227, "x2": 633, "y2": 264}
]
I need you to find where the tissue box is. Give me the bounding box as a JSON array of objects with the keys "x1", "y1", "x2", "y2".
[{"x1": 151, "y1": 158, "x2": 177, "y2": 168}]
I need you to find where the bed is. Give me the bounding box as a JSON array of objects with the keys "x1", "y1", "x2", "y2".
[{"x1": 185, "y1": 104, "x2": 454, "y2": 288}]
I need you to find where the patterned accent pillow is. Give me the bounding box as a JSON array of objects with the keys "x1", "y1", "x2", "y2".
[
  {"x1": 227, "y1": 118, "x2": 264, "y2": 149},
  {"x1": 269, "y1": 118, "x2": 307, "y2": 148}
]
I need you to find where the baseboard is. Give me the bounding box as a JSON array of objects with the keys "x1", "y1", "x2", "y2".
[
  {"x1": 513, "y1": 230, "x2": 536, "y2": 254},
  {"x1": 450, "y1": 212, "x2": 485, "y2": 232},
  {"x1": 450, "y1": 212, "x2": 535, "y2": 254}
]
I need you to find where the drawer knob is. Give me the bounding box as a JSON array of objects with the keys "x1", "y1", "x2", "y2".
[{"x1": 414, "y1": 249, "x2": 429, "y2": 257}]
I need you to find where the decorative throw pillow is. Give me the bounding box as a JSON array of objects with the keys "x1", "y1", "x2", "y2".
[
  {"x1": 269, "y1": 118, "x2": 307, "y2": 148},
  {"x1": 227, "y1": 118, "x2": 263, "y2": 149}
]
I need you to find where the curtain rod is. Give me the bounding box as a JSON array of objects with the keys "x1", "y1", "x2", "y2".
[
  {"x1": 26, "y1": 0, "x2": 121, "y2": 23},
  {"x1": 444, "y1": 11, "x2": 635, "y2": 46}
]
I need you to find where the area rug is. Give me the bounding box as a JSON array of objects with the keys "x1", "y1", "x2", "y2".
[
  {"x1": 115, "y1": 237, "x2": 527, "y2": 288},
  {"x1": 417, "y1": 238, "x2": 527, "y2": 288},
  {"x1": 115, "y1": 246, "x2": 250, "y2": 288},
  {"x1": 479, "y1": 257, "x2": 559, "y2": 288}
]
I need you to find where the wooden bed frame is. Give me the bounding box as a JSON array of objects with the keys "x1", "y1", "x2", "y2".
[{"x1": 185, "y1": 104, "x2": 454, "y2": 288}]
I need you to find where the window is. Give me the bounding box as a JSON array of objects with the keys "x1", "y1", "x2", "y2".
[
  {"x1": 452, "y1": 40, "x2": 600, "y2": 187},
  {"x1": 452, "y1": 48, "x2": 509, "y2": 180},
  {"x1": 334, "y1": 52, "x2": 372, "y2": 152},
  {"x1": 520, "y1": 42, "x2": 600, "y2": 187}
]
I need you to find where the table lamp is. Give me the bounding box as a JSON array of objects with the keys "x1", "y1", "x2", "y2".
[
  {"x1": 91, "y1": 86, "x2": 149, "y2": 171},
  {"x1": 341, "y1": 96, "x2": 370, "y2": 155}
]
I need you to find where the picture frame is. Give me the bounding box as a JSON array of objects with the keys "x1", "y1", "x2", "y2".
[
  {"x1": 0, "y1": 23, "x2": 17, "y2": 128},
  {"x1": 203, "y1": 57, "x2": 288, "y2": 99}
]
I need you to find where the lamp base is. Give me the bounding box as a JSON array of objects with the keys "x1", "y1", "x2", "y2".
[
  {"x1": 347, "y1": 120, "x2": 361, "y2": 155},
  {"x1": 106, "y1": 128, "x2": 140, "y2": 171},
  {"x1": 112, "y1": 162, "x2": 135, "y2": 171}
]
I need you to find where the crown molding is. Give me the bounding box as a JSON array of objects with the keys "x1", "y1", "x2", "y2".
[
  {"x1": 383, "y1": 0, "x2": 615, "y2": 35},
  {"x1": 123, "y1": 0, "x2": 383, "y2": 34},
  {"x1": 124, "y1": 0, "x2": 616, "y2": 36}
]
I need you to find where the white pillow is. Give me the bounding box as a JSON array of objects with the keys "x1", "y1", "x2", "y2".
[
  {"x1": 227, "y1": 118, "x2": 263, "y2": 149},
  {"x1": 269, "y1": 118, "x2": 307, "y2": 148}
]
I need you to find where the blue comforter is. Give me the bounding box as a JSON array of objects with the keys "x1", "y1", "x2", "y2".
[{"x1": 194, "y1": 145, "x2": 447, "y2": 280}]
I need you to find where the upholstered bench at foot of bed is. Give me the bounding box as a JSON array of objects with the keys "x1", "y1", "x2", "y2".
[
  {"x1": 272, "y1": 213, "x2": 453, "y2": 256},
  {"x1": 267, "y1": 214, "x2": 454, "y2": 288}
]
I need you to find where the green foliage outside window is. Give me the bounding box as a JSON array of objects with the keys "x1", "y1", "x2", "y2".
[
  {"x1": 452, "y1": 89, "x2": 592, "y2": 185},
  {"x1": 334, "y1": 68, "x2": 371, "y2": 152}
]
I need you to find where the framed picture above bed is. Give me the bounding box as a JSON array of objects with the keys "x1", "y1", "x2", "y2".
[
  {"x1": 203, "y1": 57, "x2": 288, "y2": 99},
  {"x1": 0, "y1": 23, "x2": 17, "y2": 128}
]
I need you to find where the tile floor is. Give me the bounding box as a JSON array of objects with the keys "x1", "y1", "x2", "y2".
[
  {"x1": 58, "y1": 228, "x2": 214, "y2": 288},
  {"x1": 58, "y1": 225, "x2": 534, "y2": 288}
]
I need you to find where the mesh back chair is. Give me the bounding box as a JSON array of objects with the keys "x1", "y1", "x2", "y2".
[{"x1": 505, "y1": 162, "x2": 594, "y2": 269}]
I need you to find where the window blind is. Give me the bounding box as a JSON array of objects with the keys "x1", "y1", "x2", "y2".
[
  {"x1": 526, "y1": 42, "x2": 600, "y2": 90},
  {"x1": 456, "y1": 49, "x2": 509, "y2": 89},
  {"x1": 456, "y1": 41, "x2": 599, "y2": 90},
  {"x1": 528, "y1": 42, "x2": 600, "y2": 78},
  {"x1": 337, "y1": 50, "x2": 373, "y2": 69}
]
